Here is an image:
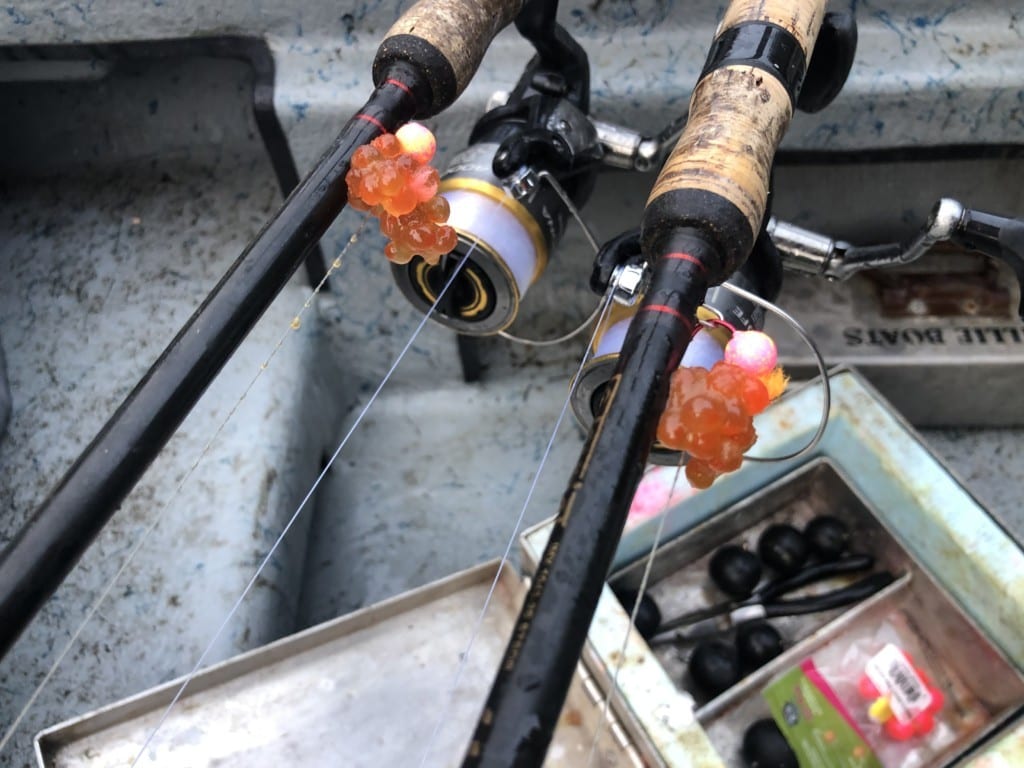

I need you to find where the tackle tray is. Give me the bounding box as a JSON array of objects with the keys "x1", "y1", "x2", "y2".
[
  {"x1": 954, "y1": 712, "x2": 1024, "y2": 766},
  {"x1": 33, "y1": 561, "x2": 643, "y2": 767},
  {"x1": 521, "y1": 368, "x2": 1024, "y2": 767}
]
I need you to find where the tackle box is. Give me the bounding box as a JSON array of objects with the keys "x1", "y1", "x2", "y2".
[
  {"x1": 34, "y1": 369, "x2": 1024, "y2": 767},
  {"x1": 520, "y1": 368, "x2": 1024, "y2": 767},
  {"x1": 33, "y1": 561, "x2": 642, "y2": 767}
]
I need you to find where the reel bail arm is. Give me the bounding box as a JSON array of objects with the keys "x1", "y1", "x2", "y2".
[
  {"x1": 768, "y1": 198, "x2": 1024, "y2": 320},
  {"x1": 392, "y1": 0, "x2": 604, "y2": 337}
]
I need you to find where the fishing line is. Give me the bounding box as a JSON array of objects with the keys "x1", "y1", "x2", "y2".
[
  {"x1": 418, "y1": 177, "x2": 607, "y2": 765},
  {"x1": 416, "y1": 288, "x2": 616, "y2": 768},
  {"x1": 128, "y1": 247, "x2": 475, "y2": 766},
  {"x1": 498, "y1": 170, "x2": 603, "y2": 347},
  {"x1": 536, "y1": 170, "x2": 601, "y2": 255},
  {"x1": 0, "y1": 221, "x2": 367, "y2": 756},
  {"x1": 580, "y1": 279, "x2": 828, "y2": 763},
  {"x1": 497, "y1": 298, "x2": 605, "y2": 347},
  {"x1": 585, "y1": 458, "x2": 684, "y2": 768},
  {"x1": 718, "y1": 281, "x2": 831, "y2": 463}
]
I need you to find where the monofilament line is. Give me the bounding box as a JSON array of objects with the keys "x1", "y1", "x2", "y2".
[
  {"x1": 0, "y1": 222, "x2": 365, "y2": 756},
  {"x1": 416, "y1": 289, "x2": 616, "y2": 768},
  {"x1": 128, "y1": 248, "x2": 473, "y2": 766},
  {"x1": 586, "y1": 458, "x2": 684, "y2": 768},
  {"x1": 719, "y1": 280, "x2": 831, "y2": 463}
]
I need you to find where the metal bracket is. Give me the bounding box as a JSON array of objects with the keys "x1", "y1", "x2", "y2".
[
  {"x1": 487, "y1": 90, "x2": 682, "y2": 173},
  {"x1": 769, "y1": 198, "x2": 968, "y2": 280},
  {"x1": 503, "y1": 166, "x2": 540, "y2": 203},
  {"x1": 610, "y1": 262, "x2": 649, "y2": 306}
]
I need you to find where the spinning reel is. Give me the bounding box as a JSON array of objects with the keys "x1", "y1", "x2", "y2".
[
  {"x1": 388, "y1": 0, "x2": 715, "y2": 336},
  {"x1": 390, "y1": 3, "x2": 602, "y2": 336},
  {"x1": 575, "y1": 228, "x2": 785, "y2": 465},
  {"x1": 575, "y1": 197, "x2": 1024, "y2": 465},
  {"x1": 390, "y1": 7, "x2": 861, "y2": 344}
]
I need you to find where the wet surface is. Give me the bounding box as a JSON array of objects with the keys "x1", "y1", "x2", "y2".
[
  {"x1": 0, "y1": 2, "x2": 1022, "y2": 765},
  {"x1": 0, "y1": 59, "x2": 329, "y2": 766}
]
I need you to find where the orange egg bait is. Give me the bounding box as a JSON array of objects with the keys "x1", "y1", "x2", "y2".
[
  {"x1": 657, "y1": 358, "x2": 788, "y2": 490},
  {"x1": 345, "y1": 126, "x2": 458, "y2": 265}
]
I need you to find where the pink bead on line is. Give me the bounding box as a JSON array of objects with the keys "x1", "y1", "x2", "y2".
[
  {"x1": 345, "y1": 124, "x2": 456, "y2": 266},
  {"x1": 395, "y1": 122, "x2": 437, "y2": 165},
  {"x1": 724, "y1": 330, "x2": 778, "y2": 377}
]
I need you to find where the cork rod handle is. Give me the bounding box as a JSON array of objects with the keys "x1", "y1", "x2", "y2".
[
  {"x1": 645, "y1": 0, "x2": 827, "y2": 274},
  {"x1": 375, "y1": 0, "x2": 527, "y2": 117}
]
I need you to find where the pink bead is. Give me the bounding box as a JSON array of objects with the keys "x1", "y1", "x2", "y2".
[
  {"x1": 395, "y1": 122, "x2": 437, "y2": 165},
  {"x1": 884, "y1": 716, "x2": 918, "y2": 741},
  {"x1": 724, "y1": 331, "x2": 777, "y2": 376}
]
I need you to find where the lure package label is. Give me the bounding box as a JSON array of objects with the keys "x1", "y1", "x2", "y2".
[
  {"x1": 864, "y1": 644, "x2": 933, "y2": 723},
  {"x1": 763, "y1": 662, "x2": 883, "y2": 768}
]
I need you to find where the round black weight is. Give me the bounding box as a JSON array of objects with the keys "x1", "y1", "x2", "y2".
[
  {"x1": 709, "y1": 545, "x2": 762, "y2": 599},
  {"x1": 613, "y1": 589, "x2": 662, "y2": 640},
  {"x1": 736, "y1": 622, "x2": 784, "y2": 673},
  {"x1": 742, "y1": 719, "x2": 799, "y2": 768},
  {"x1": 688, "y1": 640, "x2": 741, "y2": 697},
  {"x1": 804, "y1": 515, "x2": 850, "y2": 561},
  {"x1": 757, "y1": 524, "x2": 808, "y2": 575}
]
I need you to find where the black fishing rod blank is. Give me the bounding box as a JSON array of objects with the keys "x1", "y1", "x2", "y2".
[
  {"x1": 0, "y1": 0, "x2": 529, "y2": 660},
  {"x1": 464, "y1": 0, "x2": 831, "y2": 764}
]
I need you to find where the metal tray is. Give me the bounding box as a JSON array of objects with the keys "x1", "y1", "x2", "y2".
[
  {"x1": 521, "y1": 368, "x2": 1024, "y2": 767},
  {"x1": 607, "y1": 369, "x2": 1024, "y2": 664},
  {"x1": 621, "y1": 459, "x2": 1024, "y2": 765},
  {"x1": 35, "y1": 561, "x2": 642, "y2": 767}
]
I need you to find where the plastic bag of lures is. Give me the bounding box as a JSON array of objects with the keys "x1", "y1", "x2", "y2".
[{"x1": 605, "y1": 461, "x2": 1024, "y2": 768}]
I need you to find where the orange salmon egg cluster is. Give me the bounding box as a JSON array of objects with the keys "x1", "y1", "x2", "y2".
[
  {"x1": 657, "y1": 361, "x2": 787, "y2": 490},
  {"x1": 346, "y1": 126, "x2": 458, "y2": 265}
]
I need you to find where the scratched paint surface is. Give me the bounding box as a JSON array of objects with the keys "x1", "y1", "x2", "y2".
[
  {"x1": 0, "y1": 57, "x2": 335, "y2": 767},
  {"x1": 0, "y1": 2, "x2": 1022, "y2": 767},
  {"x1": 962, "y1": 717, "x2": 1024, "y2": 767},
  {"x1": 1, "y1": 1, "x2": 1022, "y2": 168}
]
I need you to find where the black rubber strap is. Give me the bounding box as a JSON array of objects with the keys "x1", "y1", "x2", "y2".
[
  {"x1": 762, "y1": 572, "x2": 895, "y2": 617},
  {"x1": 701, "y1": 21, "x2": 807, "y2": 105}
]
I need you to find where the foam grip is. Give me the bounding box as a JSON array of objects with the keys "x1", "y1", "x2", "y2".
[
  {"x1": 375, "y1": 0, "x2": 527, "y2": 116},
  {"x1": 645, "y1": 0, "x2": 827, "y2": 274}
]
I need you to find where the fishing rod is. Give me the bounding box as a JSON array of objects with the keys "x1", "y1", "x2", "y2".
[
  {"x1": 441, "y1": 9, "x2": 1024, "y2": 758},
  {"x1": 6, "y1": 1, "x2": 1024, "y2": 761},
  {"x1": 462, "y1": 0, "x2": 835, "y2": 763},
  {"x1": 0, "y1": 0, "x2": 528, "y2": 659}
]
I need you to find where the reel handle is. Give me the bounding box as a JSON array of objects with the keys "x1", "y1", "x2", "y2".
[{"x1": 951, "y1": 208, "x2": 1024, "y2": 321}]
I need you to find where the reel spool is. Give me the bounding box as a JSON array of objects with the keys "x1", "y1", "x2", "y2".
[
  {"x1": 571, "y1": 302, "x2": 732, "y2": 465},
  {"x1": 574, "y1": 232, "x2": 783, "y2": 465},
  {"x1": 391, "y1": 142, "x2": 569, "y2": 335},
  {"x1": 391, "y1": 14, "x2": 601, "y2": 336}
]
